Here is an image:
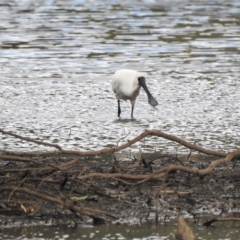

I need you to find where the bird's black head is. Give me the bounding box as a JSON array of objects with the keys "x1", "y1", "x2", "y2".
[{"x1": 138, "y1": 76, "x2": 146, "y2": 86}]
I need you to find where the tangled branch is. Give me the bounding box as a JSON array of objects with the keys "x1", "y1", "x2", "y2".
[
  {"x1": 0, "y1": 128, "x2": 239, "y2": 227},
  {"x1": 0, "y1": 129, "x2": 227, "y2": 157}
]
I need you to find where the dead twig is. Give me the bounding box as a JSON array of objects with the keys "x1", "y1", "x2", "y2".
[
  {"x1": 0, "y1": 186, "x2": 116, "y2": 220},
  {"x1": 0, "y1": 154, "x2": 34, "y2": 162},
  {"x1": 0, "y1": 129, "x2": 63, "y2": 151}
]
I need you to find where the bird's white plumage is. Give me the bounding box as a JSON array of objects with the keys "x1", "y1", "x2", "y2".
[
  {"x1": 112, "y1": 69, "x2": 143, "y2": 103},
  {"x1": 112, "y1": 69, "x2": 158, "y2": 118}
]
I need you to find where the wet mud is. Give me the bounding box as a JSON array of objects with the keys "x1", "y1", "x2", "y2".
[{"x1": 1, "y1": 150, "x2": 240, "y2": 228}]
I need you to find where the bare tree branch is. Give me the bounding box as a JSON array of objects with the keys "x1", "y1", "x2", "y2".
[{"x1": 0, "y1": 129, "x2": 227, "y2": 158}]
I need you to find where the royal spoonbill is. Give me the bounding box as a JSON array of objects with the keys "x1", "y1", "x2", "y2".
[{"x1": 112, "y1": 69, "x2": 158, "y2": 118}]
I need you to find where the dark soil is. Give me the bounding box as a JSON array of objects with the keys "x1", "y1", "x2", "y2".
[{"x1": 1, "y1": 152, "x2": 240, "y2": 228}]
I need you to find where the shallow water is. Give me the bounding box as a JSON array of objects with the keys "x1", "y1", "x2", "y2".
[
  {"x1": 1, "y1": 221, "x2": 240, "y2": 240},
  {"x1": 1, "y1": 0, "x2": 240, "y2": 238},
  {"x1": 0, "y1": 0, "x2": 240, "y2": 154}
]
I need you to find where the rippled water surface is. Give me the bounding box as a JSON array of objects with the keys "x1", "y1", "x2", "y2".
[
  {"x1": 1, "y1": 221, "x2": 240, "y2": 240},
  {"x1": 0, "y1": 0, "x2": 240, "y2": 153}
]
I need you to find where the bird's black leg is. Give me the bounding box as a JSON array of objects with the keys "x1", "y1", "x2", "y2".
[
  {"x1": 118, "y1": 100, "x2": 121, "y2": 118},
  {"x1": 131, "y1": 105, "x2": 134, "y2": 119}
]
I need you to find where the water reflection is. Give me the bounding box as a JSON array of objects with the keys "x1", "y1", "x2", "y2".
[{"x1": 0, "y1": 0, "x2": 240, "y2": 153}]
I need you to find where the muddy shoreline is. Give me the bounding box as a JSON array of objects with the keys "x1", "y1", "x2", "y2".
[
  {"x1": 1, "y1": 151, "x2": 240, "y2": 229},
  {"x1": 1, "y1": 129, "x2": 240, "y2": 230}
]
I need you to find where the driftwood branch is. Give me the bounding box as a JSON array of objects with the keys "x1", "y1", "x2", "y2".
[
  {"x1": 0, "y1": 129, "x2": 227, "y2": 157},
  {"x1": 0, "y1": 128, "x2": 239, "y2": 228},
  {"x1": 1, "y1": 128, "x2": 239, "y2": 180},
  {"x1": 76, "y1": 150, "x2": 240, "y2": 180}
]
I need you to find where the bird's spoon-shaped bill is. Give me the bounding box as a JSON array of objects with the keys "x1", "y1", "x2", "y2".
[{"x1": 138, "y1": 77, "x2": 158, "y2": 107}]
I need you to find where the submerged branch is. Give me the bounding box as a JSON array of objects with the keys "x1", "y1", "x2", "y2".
[{"x1": 203, "y1": 217, "x2": 240, "y2": 227}]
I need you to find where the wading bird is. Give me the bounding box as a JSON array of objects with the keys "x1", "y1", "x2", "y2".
[{"x1": 112, "y1": 69, "x2": 158, "y2": 118}]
